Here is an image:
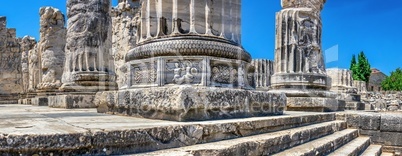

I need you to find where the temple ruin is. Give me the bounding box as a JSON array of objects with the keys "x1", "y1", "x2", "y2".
[{"x1": 0, "y1": 0, "x2": 401, "y2": 155}]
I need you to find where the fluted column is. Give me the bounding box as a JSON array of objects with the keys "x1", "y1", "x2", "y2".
[
  {"x1": 137, "y1": 0, "x2": 241, "y2": 45},
  {"x1": 252, "y1": 59, "x2": 274, "y2": 90},
  {"x1": 61, "y1": 0, "x2": 116, "y2": 92},
  {"x1": 271, "y1": 0, "x2": 330, "y2": 90},
  {"x1": 327, "y1": 68, "x2": 357, "y2": 93}
]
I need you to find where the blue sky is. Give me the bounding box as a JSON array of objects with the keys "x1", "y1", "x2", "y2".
[{"x1": 1, "y1": 0, "x2": 401, "y2": 75}]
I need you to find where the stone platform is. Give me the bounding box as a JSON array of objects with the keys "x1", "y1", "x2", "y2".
[
  {"x1": 95, "y1": 86, "x2": 287, "y2": 121},
  {"x1": 0, "y1": 105, "x2": 393, "y2": 155}
]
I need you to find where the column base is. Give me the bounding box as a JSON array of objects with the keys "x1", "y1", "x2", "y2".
[
  {"x1": 60, "y1": 82, "x2": 117, "y2": 92},
  {"x1": 95, "y1": 86, "x2": 286, "y2": 122},
  {"x1": 271, "y1": 73, "x2": 331, "y2": 90}
]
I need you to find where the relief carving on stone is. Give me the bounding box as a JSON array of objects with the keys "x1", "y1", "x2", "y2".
[
  {"x1": 62, "y1": 0, "x2": 113, "y2": 86},
  {"x1": 275, "y1": 8, "x2": 325, "y2": 74},
  {"x1": 169, "y1": 61, "x2": 199, "y2": 85},
  {"x1": 212, "y1": 65, "x2": 238, "y2": 84},
  {"x1": 131, "y1": 63, "x2": 157, "y2": 85}
]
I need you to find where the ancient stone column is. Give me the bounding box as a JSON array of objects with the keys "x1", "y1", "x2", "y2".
[
  {"x1": 95, "y1": 0, "x2": 286, "y2": 121},
  {"x1": 27, "y1": 45, "x2": 39, "y2": 93},
  {"x1": 270, "y1": 0, "x2": 344, "y2": 112},
  {"x1": 36, "y1": 7, "x2": 66, "y2": 92},
  {"x1": 20, "y1": 36, "x2": 37, "y2": 94},
  {"x1": 271, "y1": 0, "x2": 329, "y2": 90},
  {"x1": 252, "y1": 59, "x2": 274, "y2": 90},
  {"x1": 327, "y1": 68, "x2": 355, "y2": 93},
  {"x1": 61, "y1": 0, "x2": 116, "y2": 92}
]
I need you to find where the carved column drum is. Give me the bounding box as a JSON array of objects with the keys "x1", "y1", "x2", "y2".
[
  {"x1": 271, "y1": 0, "x2": 331, "y2": 90},
  {"x1": 123, "y1": 0, "x2": 255, "y2": 89}
]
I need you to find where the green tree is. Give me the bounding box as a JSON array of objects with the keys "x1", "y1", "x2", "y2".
[
  {"x1": 350, "y1": 55, "x2": 359, "y2": 80},
  {"x1": 350, "y1": 51, "x2": 371, "y2": 82},
  {"x1": 382, "y1": 68, "x2": 402, "y2": 91},
  {"x1": 356, "y1": 51, "x2": 371, "y2": 82}
]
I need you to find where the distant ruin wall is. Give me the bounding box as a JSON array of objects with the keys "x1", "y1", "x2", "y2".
[{"x1": 0, "y1": 16, "x2": 23, "y2": 101}]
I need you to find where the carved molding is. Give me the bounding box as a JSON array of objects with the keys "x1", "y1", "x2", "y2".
[{"x1": 126, "y1": 37, "x2": 251, "y2": 62}]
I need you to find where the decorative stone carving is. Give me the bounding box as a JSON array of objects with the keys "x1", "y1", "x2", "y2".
[
  {"x1": 61, "y1": 0, "x2": 116, "y2": 92},
  {"x1": 170, "y1": 61, "x2": 199, "y2": 85},
  {"x1": 211, "y1": 65, "x2": 238, "y2": 84},
  {"x1": 95, "y1": 86, "x2": 286, "y2": 122},
  {"x1": 131, "y1": 62, "x2": 157, "y2": 85},
  {"x1": 36, "y1": 7, "x2": 66, "y2": 91},
  {"x1": 96, "y1": 0, "x2": 284, "y2": 121},
  {"x1": 20, "y1": 36, "x2": 37, "y2": 94},
  {"x1": 271, "y1": 0, "x2": 330, "y2": 90},
  {"x1": 126, "y1": 0, "x2": 250, "y2": 63},
  {"x1": 127, "y1": 38, "x2": 251, "y2": 63},
  {"x1": 269, "y1": 0, "x2": 344, "y2": 112}
]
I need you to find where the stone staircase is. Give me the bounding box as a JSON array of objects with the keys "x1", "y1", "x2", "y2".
[
  {"x1": 2, "y1": 109, "x2": 395, "y2": 155},
  {"x1": 133, "y1": 113, "x2": 386, "y2": 156}
]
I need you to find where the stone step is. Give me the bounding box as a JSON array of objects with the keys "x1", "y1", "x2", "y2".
[
  {"x1": 133, "y1": 120, "x2": 346, "y2": 156},
  {"x1": 273, "y1": 129, "x2": 359, "y2": 156},
  {"x1": 382, "y1": 152, "x2": 395, "y2": 156},
  {"x1": 328, "y1": 137, "x2": 370, "y2": 156},
  {"x1": 0, "y1": 108, "x2": 337, "y2": 155},
  {"x1": 361, "y1": 145, "x2": 383, "y2": 156}
]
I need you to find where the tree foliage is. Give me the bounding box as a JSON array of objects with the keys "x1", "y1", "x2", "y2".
[
  {"x1": 382, "y1": 68, "x2": 402, "y2": 91},
  {"x1": 350, "y1": 51, "x2": 371, "y2": 82},
  {"x1": 350, "y1": 55, "x2": 359, "y2": 80}
]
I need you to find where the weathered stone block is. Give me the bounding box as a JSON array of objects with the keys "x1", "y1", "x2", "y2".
[
  {"x1": 345, "y1": 102, "x2": 365, "y2": 110},
  {"x1": 48, "y1": 94, "x2": 96, "y2": 109},
  {"x1": 95, "y1": 86, "x2": 286, "y2": 121},
  {"x1": 381, "y1": 114, "x2": 402, "y2": 132},
  {"x1": 286, "y1": 97, "x2": 345, "y2": 112},
  {"x1": 345, "y1": 113, "x2": 381, "y2": 130},
  {"x1": 31, "y1": 97, "x2": 49, "y2": 106},
  {"x1": 367, "y1": 131, "x2": 402, "y2": 146}
]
